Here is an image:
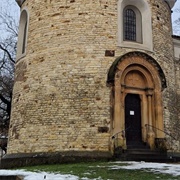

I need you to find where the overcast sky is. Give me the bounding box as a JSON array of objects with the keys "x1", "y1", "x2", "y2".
[
  {"x1": 0, "y1": 0, "x2": 180, "y2": 35},
  {"x1": 172, "y1": 0, "x2": 180, "y2": 20}
]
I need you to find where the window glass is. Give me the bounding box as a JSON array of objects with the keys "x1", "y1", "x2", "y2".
[
  {"x1": 22, "y1": 21, "x2": 27, "y2": 54},
  {"x1": 124, "y1": 9, "x2": 136, "y2": 41},
  {"x1": 16, "y1": 9, "x2": 28, "y2": 60}
]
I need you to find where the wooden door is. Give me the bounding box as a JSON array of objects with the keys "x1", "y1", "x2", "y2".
[{"x1": 125, "y1": 94, "x2": 142, "y2": 145}]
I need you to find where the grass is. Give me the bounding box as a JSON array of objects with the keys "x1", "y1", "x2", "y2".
[{"x1": 22, "y1": 161, "x2": 179, "y2": 180}]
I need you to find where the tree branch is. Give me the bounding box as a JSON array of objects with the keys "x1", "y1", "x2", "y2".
[
  {"x1": 0, "y1": 106, "x2": 6, "y2": 112},
  {"x1": 0, "y1": 44, "x2": 15, "y2": 64},
  {"x1": 0, "y1": 94, "x2": 10, "y2": 106}
]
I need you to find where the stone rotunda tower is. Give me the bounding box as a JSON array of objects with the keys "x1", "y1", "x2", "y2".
[{"x1": 2, "y1": 0, "x2": 179, "y2": 167}]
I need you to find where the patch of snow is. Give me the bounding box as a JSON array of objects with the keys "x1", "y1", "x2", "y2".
[
  {"x1": 0, "y1": 170, "x2": 79, "y2": 180},
  {"x1": 108, "y1": 161, "x2": 180, "y2": 176}
]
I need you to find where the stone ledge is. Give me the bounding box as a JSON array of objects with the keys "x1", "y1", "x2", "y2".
[
  {"x1": 0, "y1": 151, "x2": 112, "y2": 169},
  {"x1": 167, "y1": 152, "x2": 180, "y2": 162}
]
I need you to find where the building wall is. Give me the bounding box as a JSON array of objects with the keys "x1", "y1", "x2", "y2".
[
  {"x1": 7, "y1": 0, "x2": 179, "y2": 154},
  {"x1": 173, "y1": 36, "x2": 180, "y2": 149}
]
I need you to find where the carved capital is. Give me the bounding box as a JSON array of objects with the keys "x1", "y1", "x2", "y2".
[{"x1": 146, "y1": 88, "x2": 154, "y2": 96}]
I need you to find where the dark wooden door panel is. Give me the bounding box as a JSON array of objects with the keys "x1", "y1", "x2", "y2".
[{"x1": 125, "y1": 94, "x2": 142, "y2": 145}]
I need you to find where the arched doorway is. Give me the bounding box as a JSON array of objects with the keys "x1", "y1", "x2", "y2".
[
  {"x1": 125, "y1": 94, "x2": 142, "y2": 147},
  {"x1": 107, "y1": 52, "x2": 167, "y2": 151}
]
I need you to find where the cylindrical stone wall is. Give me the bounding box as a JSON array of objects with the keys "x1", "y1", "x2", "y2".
[{"x1": 7, "y1": 0, "x2": 178, "y2": 155}]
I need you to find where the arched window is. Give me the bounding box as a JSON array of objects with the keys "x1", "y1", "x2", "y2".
[
  {"x1": 124, "y1": 8, "x2": 136, "y2": 41},
  {"x1": 118, "y1": 0, "x2": 153, "y2": 51},
  {"x1": 22, "y1": 19, "x2": 27, "y2": 54},
  {"x1": 16, "y1": 9, "x2": 29, "y2": 60},
  {"x1": 123, "y1": 6, "x2": 142, "y2": 43}
]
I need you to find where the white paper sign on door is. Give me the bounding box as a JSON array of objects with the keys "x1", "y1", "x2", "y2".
[{"x1": 130, "y1": 111, "x2": 134, "y2": 115}]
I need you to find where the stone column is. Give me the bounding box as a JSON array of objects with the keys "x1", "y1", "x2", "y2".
[
  {"x1": 153, "y1": 91, "x2": 167, "y2": 151},
  {"x1": 114, "y1": 84, "x2": 121, "y2": 134},
  {"x1": 147, "y1": 89, "x2": 155, "y2": 149},
  {"x1": 113, "y1": 76, "x2": 125, "y2": 149},
  {"x1": 155, "y1": 91, "x2": 165, "y2": 138}
]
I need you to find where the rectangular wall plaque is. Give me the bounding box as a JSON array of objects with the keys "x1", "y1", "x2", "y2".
[
  {"x1": 105, "y1": 50, "x2": 115, "y2": 57},
  {"x1": 130, "y1": 111, "x2": 134, "y2": 115}
]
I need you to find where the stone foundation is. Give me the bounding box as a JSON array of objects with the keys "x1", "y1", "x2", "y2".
[{"x1": 1, "y1": 151, "x2": 112, "y2": 169}]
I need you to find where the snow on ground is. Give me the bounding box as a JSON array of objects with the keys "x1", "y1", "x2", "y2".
[
  {"x1": 0, "y1": 161, "x2": 179, "y2": 179},
  {"x1": 109, "y1": 161, "x2": 180, "y2": 177},
  {"x1": 0, "y1": 169, "x2": 79, "y2": 180}
]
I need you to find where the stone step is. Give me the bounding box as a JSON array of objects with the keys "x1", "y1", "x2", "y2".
[
  {"x1": 113, "y1": 147, "x2": 174, "y2": 162},
  {"x1": 125, "y1": 149, "x2": 167, "y2": 155},
  {"x1": 114, "y1": 154, "x2": 172, "y2": 162},
  {"x1": 126, "y1": 141, "x2": 150, "y2": 150},
  {"x1": 127, "y1": 144, "x2": 150, "y2": 149}
]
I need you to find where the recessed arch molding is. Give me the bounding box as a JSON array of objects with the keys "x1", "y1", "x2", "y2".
[{"x1": 107, "y1": 51, "x2": 167, "y2": 90}]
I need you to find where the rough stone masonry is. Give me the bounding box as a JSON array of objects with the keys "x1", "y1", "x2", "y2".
[{"x1": 2, "y1": 0, "x2": 179, "y2": 168}]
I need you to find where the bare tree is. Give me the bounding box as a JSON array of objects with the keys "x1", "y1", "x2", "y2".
[{"x1": 0, "y1": 1, "x2": 19, "y2": 153}]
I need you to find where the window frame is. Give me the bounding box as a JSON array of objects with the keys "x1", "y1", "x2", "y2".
[
  {"x1": 123, "y1": 6, "x2": 142, "y2": 43},
  {"x1": 16, "y1": 8, "x2": 29, "y2": 61},
  {"x1": 118, "y1": 0, "x2": 153, "y2": 51}
]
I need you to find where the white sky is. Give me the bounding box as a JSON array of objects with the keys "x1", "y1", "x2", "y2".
[
  {"x1": 172, "y1": 0, "x2": 180, "y2": 19},
  {"x1": 0, "y1": 0, "x2": 20, "y2": 17},
  {"x1": 172, "y1": 0, "x2": 180, "y2": 34}
]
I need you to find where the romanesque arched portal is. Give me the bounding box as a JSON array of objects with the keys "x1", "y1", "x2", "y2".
[{"x1": 107, "y1": 52, "x2": 167, "y2": 150}]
